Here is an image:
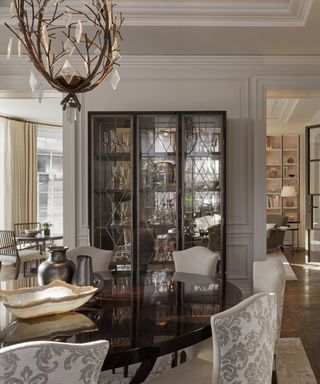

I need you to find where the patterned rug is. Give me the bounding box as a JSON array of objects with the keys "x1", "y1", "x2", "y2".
[
  {"x1": 268, "y1": 251, "x2": 298, "y2": 281},
  {"x1": 276, "y1": 338, "x2": 317, "y2": 384}
]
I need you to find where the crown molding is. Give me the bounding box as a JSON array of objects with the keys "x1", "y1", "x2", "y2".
[
  {"x1": 2, "y1": 54, "x2": 320, "y2": 69},
  {"x1": 0, "y1": 0, "x2": 314, "y2": 27}
]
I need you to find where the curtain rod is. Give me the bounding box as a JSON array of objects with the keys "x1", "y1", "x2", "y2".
[{"x1": 0, "y1": 113, "x2": 62, "y2": 128}]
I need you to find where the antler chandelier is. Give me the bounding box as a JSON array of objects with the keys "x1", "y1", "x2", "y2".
[{"x1": 5, "y1": 0, "x2": 123, "y2": 110}]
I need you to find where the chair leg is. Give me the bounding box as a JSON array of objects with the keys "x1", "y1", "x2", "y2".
[{"x1": 15, "y1": 259, "x2": 21, "y2": 279}]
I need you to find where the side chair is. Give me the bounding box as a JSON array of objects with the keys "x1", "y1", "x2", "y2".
[
  {"x1": 0, "y1": 340, "x2": 109, "y2": 384},
  {"x1": 66, "y1": 246, "x2": 113, "y2": 272},
  {"x1": 253, "y1": 256, "x2": 286, "y2": 338},
  {"x1": 14, "y1": 221, "x2": 42, "y2": 251},
  {"x1": 173, "y1": 246, "x2": 219, "y2": 277},
  {"x1": 0, "y1": 230, "x2": 46, "y2": 279},
  {"x1": 173, "y1": 245, "x2": 219, "y2": 362},
  {"x1": 147, "y1": 292, "x2": 277, "y2": 384}
]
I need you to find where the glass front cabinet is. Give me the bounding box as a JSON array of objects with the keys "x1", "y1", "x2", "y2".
[{"x1": 89, "y1": 111, "x2": 226, "y2": 278}]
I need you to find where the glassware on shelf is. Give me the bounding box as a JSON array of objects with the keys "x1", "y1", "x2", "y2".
[
  {"x1": 110, "y1": 130, "x2": 117, "y2": 153},
  {"x1": 111, "y1": 166, "x2": 118, "y2": 189},
  {"x1": 121, "y1": 132, "x2": 131, "y2": 152},
  {"x1": 103, "y1": 131, "x2": 110, "y2": 154}
]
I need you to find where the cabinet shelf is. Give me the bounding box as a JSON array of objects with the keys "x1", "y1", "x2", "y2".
[
  {"x1": 266, "y1": 134, "x2": 300, "y2": 221},
  {"x1": 95, "y1": 189, "x2": 131, "y2": 194},
  {"x1": 95, "y1": 153, "x2": 131, "y2": 161}
]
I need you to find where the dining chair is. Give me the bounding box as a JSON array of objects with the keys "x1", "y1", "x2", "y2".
[
  {"x1": 0, "y1": 230, "x2": 46, "y2": 279},
  {"x1": 0, "y1": 340, "x2": 109, "y2": 384},
  {"x1": 173, "y1": 246, "x2": 219, "y2": 363},
  {"x1": 14, "y1": 221, "x2": 42, "y2": 251},
  {"x1": 66, "y1": 246, "x2": 113, "y2": 272},
  {"x1": 147, "y1": 292, "x2": 277, "y2": 384},
  {"x1": 193, "y1": 256, "x2": 286, "y2": 364},
  {"x1": 253, "y1": 256, "x2": 286, "y2": 338},
  {"x1": 14, "y1": 221, "x2": 41, "y2": 236},
  {"x1": 173, "y1": 246, "x2": 219, "y2": 277}
]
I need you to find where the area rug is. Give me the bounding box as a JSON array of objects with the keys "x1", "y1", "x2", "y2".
[
  {"x1": 268, "y1": 251, "x2": 298, "y2": 281},
  {"x1": 276, "y1": 338, "x2": 317, "y2": 384}
]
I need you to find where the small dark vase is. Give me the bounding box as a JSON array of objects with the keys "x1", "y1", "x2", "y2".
[
  {"x1": 38, "y1": 246, "x2": 75, "y2": 286},
  {"x1": 43, "y1": 228, "x2": 50, "y2": 236}
]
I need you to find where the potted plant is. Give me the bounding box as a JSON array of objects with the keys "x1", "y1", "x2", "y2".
[{"x1": 42, "y1": 221, "x2": 52, "y2": 236}]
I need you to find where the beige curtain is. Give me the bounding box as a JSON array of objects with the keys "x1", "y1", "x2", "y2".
[{"x1": 4, "y1": 120, "x2": 37, "y2": 229}]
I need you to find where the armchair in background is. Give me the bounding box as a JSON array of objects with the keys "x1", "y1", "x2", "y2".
[{"x1": 267, "y1": 214, "x2": 288, "y2": 252}]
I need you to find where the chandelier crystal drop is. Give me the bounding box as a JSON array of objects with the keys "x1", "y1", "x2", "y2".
[{"x1": 5, "y1": 0, "x2": 123, "y2": 110}]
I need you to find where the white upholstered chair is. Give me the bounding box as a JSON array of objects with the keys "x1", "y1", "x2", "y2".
[
  {"x1": 67, "y1": 246, "x2": 113, "y2": 272},
  {"x1": 173, "y1": 246, "x2": 219, "y2": 362},
  {"x1": 173, "y1": 246, "x2": 219, "y2": 277},
  {"x1": 0, "y1": 340, "x2": 109, "y2": 384},
  {"x1": 0, "y1": 230, "x2": 46, "y2": 279},
  {"x1": 253, "y1": 256, "x2": 286, "y2": 338},
  {"x1": 148, "y1": 292, "x2": 277, "y2": 384}
]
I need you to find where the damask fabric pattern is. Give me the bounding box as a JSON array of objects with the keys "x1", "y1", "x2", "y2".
[
  {"x1": 99, "y1": 354, "x2": 173, "y2": 384},
  {"x1": 211, "y1": 293, "x2": 277, "y2": 384},
  {"x1": 0, "y1": 340, "x2": 109, "y2": 384}
]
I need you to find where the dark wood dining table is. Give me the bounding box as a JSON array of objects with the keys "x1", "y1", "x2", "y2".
[{"x1": 0, "y1": 269, "x2": 242, "y2": 383}]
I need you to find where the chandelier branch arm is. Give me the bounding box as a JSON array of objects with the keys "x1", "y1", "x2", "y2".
[{"x1": 65, "y1": 6, "x2": 104, "y2": 29}]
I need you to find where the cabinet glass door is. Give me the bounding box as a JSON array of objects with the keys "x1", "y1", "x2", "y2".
[
  {"x1": 89, "y1": 114, "x2": 133, "y2": 269},
  {"x1": 182, "y1": 113, "x2": 226, "y2": 273},
  {"x1": 137, "y1": 114, "x2": 178, "y2": 268}
]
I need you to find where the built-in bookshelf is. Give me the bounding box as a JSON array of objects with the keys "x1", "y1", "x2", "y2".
[{"x1": 266, "y1": 135, "x2": 300, "y2": 223}]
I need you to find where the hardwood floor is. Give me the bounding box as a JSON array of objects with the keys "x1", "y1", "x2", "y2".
[{"x1": 282, "y1": 247, "x2": 320, "y2": 383}]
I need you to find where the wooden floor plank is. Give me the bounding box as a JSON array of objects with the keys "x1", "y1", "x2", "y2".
[{"x1": 282, "y1": 248, "x2": 320, "y2": 383}]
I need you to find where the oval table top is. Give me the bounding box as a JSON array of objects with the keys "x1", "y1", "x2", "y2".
[{"x1": 0, "y1": 270, "x2": 242, "y2": 373}]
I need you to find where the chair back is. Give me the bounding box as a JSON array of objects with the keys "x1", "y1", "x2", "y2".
[
  {"x1": 14, "y1": 222, "x2": 41, "y2": 236},
  {"x1": 253, "y1": 256, "x2": 286, "y2": 338},
  {"x1": 173, "y1": 246, "x2": 219, "y2": 277},
  {"x1": 0, "y1": 230, "x2": 18, "y2": 262},
  {"x1": 211, "y1": 292, "x2": 277, "y2": 384},
  {"x1": 67, "y1": 246, "x2": 113, "y2": 272},
  {"x1": 0, "y1": 340, "x2": 109, "y2": 384}
]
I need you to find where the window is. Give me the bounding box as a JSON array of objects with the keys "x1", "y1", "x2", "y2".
[{"x1": 37, "y1": 126, "x2": 63, "y2": 234}]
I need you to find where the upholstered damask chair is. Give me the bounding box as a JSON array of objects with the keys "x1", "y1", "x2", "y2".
[
  {"x1": 148, "y1": 292, "x2": 277, "y2": 384},
  {"x1": 0, "y1": 340, "x2": 109, "y2": 384},
  {"x1": 173, "y1": 246, "x2": 219, "y2": 277},
  {"x1": 66, "y1": 246, "x2": 113, "y2": 272},
  {"x1": 253, "y1": 256, "x2": 286, "y2": 338}
]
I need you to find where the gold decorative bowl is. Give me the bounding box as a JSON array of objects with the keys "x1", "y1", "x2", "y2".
[{"x1": 0, "y1": 280, "x2": 98, "y2": 319}]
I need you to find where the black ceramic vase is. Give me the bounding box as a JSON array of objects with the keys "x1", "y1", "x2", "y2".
[{"x1": 38, "y1": 246, "x2": 75, "y2": 286}]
